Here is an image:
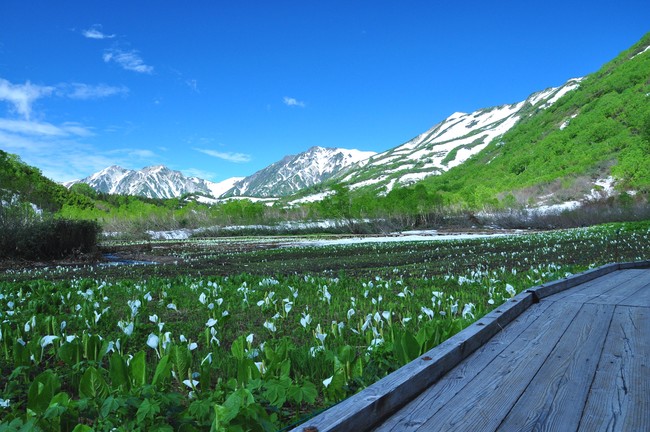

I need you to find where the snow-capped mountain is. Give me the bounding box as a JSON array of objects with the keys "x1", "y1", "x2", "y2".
[
  {"x1": 65, "y1": 80, "x2": 582, "y2": 201},
  {"x1": 222, "y1": 146, "x2": 376, "y2": 198},
  {"x1": 65, "y1": 165, "x2": 241, "y2": 200},
  {"x1": 338, "y1": 77, "x2": 583, "y2": 194}
]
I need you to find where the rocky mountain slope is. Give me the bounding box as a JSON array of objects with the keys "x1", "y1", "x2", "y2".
[
  {"x1": 66, "y1": 147, "x2": 374, "y2": 200},
  {"x1": 336, "y1": 78, "x2": 582, "y2": 195},
  {"x1": 64, "y1": 165, "x2": 240, "y2": 200},
  {"x1": 223, "y1": 146, "x2": 376, "y2": 198},
  {"x1": 415, "y1": 32, "x2": 650, "y2": 207}
]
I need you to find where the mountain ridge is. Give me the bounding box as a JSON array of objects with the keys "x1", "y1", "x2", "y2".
[{"x1": 64, "y1": 165, "x2": 240, "y2": 200}]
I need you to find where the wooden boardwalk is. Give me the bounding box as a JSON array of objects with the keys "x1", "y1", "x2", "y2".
[{"x1": 295, "y1": 262, "x2": 650, "y2": 432}]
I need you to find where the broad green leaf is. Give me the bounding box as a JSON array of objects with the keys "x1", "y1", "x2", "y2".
[
  {"x1": 400, "y1": 330, "x2": 420, "y2": 363},
  {"x1": 83, "y1": 334, "x2": 102, "y2": 362},
  {"x1": 79, "y1": 366, "x2": 109, "y2": 400},
  {"x1": 230, "y1": 336, "x2": 245, "y2": 361},
  {"x1": 12, "y1": 341, "x2": 30, "y2": 367},
  {"x1": 109, "y1": 353, "x2": 130, "y2": 390},
  {"x1": 170, "y1": 345, "x2": 191, "y2": 382},
  {"x1": 136, "y1": 398, "x2": 161, "y2": 424},
  {"x1": 337, "y1": 345, "x2": 355, "y2": 363},
  {"x1": 71, "y1": 425, "x2": 94, "y2": 432},
  {"x1": 27, "y1": 370, "x2": 60, "y2": 415},
  {"x1": 58, "y1": 340, "x2": 82, "y2": 366},
  {"x1": 130, "y1": 350, "x2": 147, "y2": 387},
  {"x1": 288, "y1": 380, "x2": 317, "y2": 405},
  {"x1": 263, "y1": 376, "x2": 290, "y2": 407},
  {"x1": 101, "y1": 395, "x2": 122, "y2": 418},
  {"x1": 152, "y1": 354, "x2": 172, "y2": 387}
]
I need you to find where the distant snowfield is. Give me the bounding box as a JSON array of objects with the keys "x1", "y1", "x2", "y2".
[
  {"x1": 286, "y1": 231, "x2": 511, "y2": 247},
  {"x1": 141, "y1": 226, "x2": 513, "y2": 244}
]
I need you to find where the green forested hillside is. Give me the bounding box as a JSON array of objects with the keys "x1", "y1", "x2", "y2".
[
  {"x1": 0, "y1": 150, "x2": 94, "y2": 212},
  {"x1": 418, "y1": 32, "x2": 650, "y2": 207}
]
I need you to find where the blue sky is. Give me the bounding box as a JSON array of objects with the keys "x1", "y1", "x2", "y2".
[{"x1": 1, "y1": 1, "x2": 648, "y2": 183}]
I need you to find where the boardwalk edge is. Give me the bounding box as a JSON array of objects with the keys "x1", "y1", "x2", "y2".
[{"x1": 292, "y1": 261, "x2": 650, "y2": 432}]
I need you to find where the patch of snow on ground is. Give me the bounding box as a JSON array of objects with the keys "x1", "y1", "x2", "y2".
[
  {"x1": 528, "y1": 87, "x2": 557, "y2": 106},
  {"x1": 399, "y1": 172, "x2": 433, "y2": 185},
  {"x1": 147, "y1": 229, "x2": 193, "y2": 240},
  {"x1": 385, "y1": 165, "x2": 415, "y2": 174},
  {"x1": 631, "y1": 45, "x2": 650, "y2": 59},
  {"x1": 382, "y1": 178, "x2": 397, "y2": 194},
  {"x1": 288, "y1": 191, "x2": 335, "y2": 204},
  {"x1": 587, "y1": 177, "x2": 615, "y2": 200},
  {"x1": 195, "y1": 196, "x2": 220, "y2": 205},
  {"x1": 289, "y1": 232, "x2": 510, "y2": 248},
  {"x1": 532, "y1": 201, "x2": 581, "y2": 215},
  {"x1": 367, "y1": 154, "x2": 403, "y2": 168},
  {"x1": 542, "y1": 79, "x2": 582, "y2": 107},
  {"x1": 206, "y1": 177, "x2": 244, "y2": 198},
  {"x1": 349, "y1": 176, "x2": 388, "y2": 190}
]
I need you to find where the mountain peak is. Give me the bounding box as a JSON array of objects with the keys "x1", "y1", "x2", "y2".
[
  {"x1": 340, "y1": 76, "x2": 583, "y2": 194},
  {"x1": 223, "y1": 147, "x2": 376, "y2": 198},
  {"x1": 66, "y1": 165, "x2": 234, "y2": 199}
]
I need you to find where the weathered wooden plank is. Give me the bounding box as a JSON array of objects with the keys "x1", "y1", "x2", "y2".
[
  {"x1": 618, "y1": 281, "x2": 650, "y2": 307},
  {"x1": 291, "y1": 291, "x2": 536, "y2": 432},
  {"x1": 375, "y1": 300, "x2": 555, "y2": 432},
  {"x1": 529, "y1": 264, "x2": 620, "y2": 300},
  {"x1": 412, "y1": 300, "x2": 583, "y2": 432},
  {"x1": 553, "y1": 270, "x2": 647, "y2": 304},
  {"x1": 578, "y1": 305, "x2": 650, "y2": 431},
  {"x1": 296, "y1": 267, "x2": 650, "y2": 432},
  {"x1": 585, "y1": 270, "x2": 650, "y2": 306},
  {"x1": 618, "y1": 260, "x2": 650, "y2": 269},
  {"x1": 497, "y1": 303, "x2": 614, "y2": 431}
]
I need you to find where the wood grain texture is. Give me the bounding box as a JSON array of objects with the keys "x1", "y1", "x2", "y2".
[
  {"x1": 498, "y1": 303, "x2": 614, "y2": 431},
  {"x1": 586, "y1": 270, "x2": 650, "y2": 305},
  {"x1": 375, "y1": 300, "x2": 555, "y2": 432},
  {"x1": 294, "y1": 264, "x2": 650, "y2": 432},
  {"x1": 578, "y1": 305, "x2": 650, "y2": 431},
  {"x1": 413, "y1": 301, "x2": 583, "y2": 432},
  {"x1": 292, "y1": 293, "x2": 534, "y2": 432},
  {"x1": 537, "y1": 269, "x2": 639, "y2": 303}
]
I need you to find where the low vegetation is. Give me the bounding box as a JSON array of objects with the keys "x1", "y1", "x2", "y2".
[{"x1": 1, "y1": 221, "x2": 649, "y2": 430}]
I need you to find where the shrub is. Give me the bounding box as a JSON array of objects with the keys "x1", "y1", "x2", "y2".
[{"x1": 0, "y1": 207, "x2": 101, "y2": 260}]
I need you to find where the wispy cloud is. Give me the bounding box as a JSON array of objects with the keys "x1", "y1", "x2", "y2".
[
  {"x1": 0, "y1": 118, "x2": 92, "y2": 138},
  {"x1": 82, "y1": 24, "x2": 115, "y2": 40},
  {"x1": 62, "y1": 83, "x2": 129, "y2": 100},
  {"x1": 0, "y1": 78, "x2": 54, "y2": 120},
  {"x1": 283, "y1": 96, "x2": 305, "y2": 107},
  {"x1": 1, "y1": 77, "x2": 128, "y2": 120},
  {"x1": 186, "y1": 79, "x2": 199, "y2": 93},
  {"x1": 194, "y1": 148, "x2": 251, "y2": 163},
  {"x1": 118, "y1": 149, "x2": 157, "y2": 159},
  {"x1": 103, "y1": 48, "x2": 154, "y2": 74},
  {"x1": 0, "y1": 119, "x2": 101, "y2": 181},
  {"x1": 183, "y1": 168, "x2": 218, "y2": 180},
  {"x1": 0, "y1": 120, "x2": 158, "y2": 182}
]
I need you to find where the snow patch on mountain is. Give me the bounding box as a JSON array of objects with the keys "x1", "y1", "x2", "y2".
[
  {"x1": 341, "y1": 77, "x2": 583, "y2": 194},
  {"x1": 66, "y1": 165, "x2": 242, "y2": 200},
  {"x1": 224, "y1": 146, "x2": 376, "y2": 198}
]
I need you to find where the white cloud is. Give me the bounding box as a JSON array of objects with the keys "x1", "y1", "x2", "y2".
[
  {"x1": 194, "y1": 148, "x2": 251, "y2": 163},
  {"x1": 283, "y1": 96, "x2": 305, "y2": 107},
  {"x1": 0, "y1": 78, "x2": 54, "y2": 120},
  {"x1": 64, "y1": 83, "x2": 129, "y2": 100},
  {"x1": 103, "y1": 48, "x2": 154, "y2": 74},
  {"x1": 0, "y1": 118, "x2": 93, "y2": 137},
  {"x1": 82, "y1": 25, "x2": 115, "y2": 40}
]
